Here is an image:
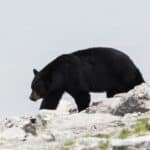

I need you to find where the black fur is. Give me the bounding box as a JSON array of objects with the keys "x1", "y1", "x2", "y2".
[{"x1": 30, "y1": 47, "x2": 144, "y2": 111}]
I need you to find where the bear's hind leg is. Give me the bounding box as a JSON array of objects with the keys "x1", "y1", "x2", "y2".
[
  {"x1": 106, "y1": 89, "x2": 120, "y2": 98},
  {"x1": 107, "y1": 86, "x2": 130, "y2": 98}
]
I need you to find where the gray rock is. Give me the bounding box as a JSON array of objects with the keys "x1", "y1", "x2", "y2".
[
  {"x1": 87, "y1": 83, "x2": 150, "y2": 116},
  {"x1": 0, "y1": 127, "x2": 26, "y2": 141},
  {"x1": 111, "y1": 135, "x2": 150, "y2": 150},
  {"x1": 57, "y1": 100, "x2": 78, "y2": 114},
  {"x1": 1, "y1": 84, "x2": 150, "y2": 149}
]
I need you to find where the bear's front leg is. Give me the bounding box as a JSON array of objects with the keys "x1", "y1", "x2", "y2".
[
  {"x1": 69, "y1": 91, "x2": 90, "y2": 112},
  {"x1": 40, "y1": 90, "x2": 64, "y2": 110}
]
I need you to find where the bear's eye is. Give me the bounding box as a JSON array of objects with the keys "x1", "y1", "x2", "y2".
[
  {"x1": 32, "y1": 84, "x2": 40, "y2": 94},
  {"x1": 31, "y1": 81, "x2": 39, "y2": 90}
]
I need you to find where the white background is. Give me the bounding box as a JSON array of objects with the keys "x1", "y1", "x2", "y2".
[{"x1": 0, "y1": 0, "x2": 150, "y2": 117}]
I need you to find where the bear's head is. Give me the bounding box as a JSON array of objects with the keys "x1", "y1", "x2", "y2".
[{"x1": 30, "y1": 69, "x2": 48, "y2": 101}]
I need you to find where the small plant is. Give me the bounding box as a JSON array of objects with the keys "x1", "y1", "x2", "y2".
[
  {"x1": 95, "y1": 133, "x2": 113, "y2": 139},
  {"x1": 0, "y1": 138, "x2": 5, "y2": 145},
  {"x1": 61, "y1": 139, "x2": 74, "y2": 150},
  {"x1": 83, "y1": 133, "x2": 91, "y2": 138},
  {"x1": 118, "y1": 117, "x2": 150, "y2": 139},
  {"x1": 118, "y1": 128, "x2": 130, "y2": 139},
  {"x1": 98, "y1": 141, "x2": 109, "y2": 150},
  {"x1": 133, "y1": 117, "x2": 149, "y2": 136}
]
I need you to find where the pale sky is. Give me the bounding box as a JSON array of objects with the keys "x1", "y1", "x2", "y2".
[{"x1": 0, "y1": 0, "x2": 150, "y2": 117}]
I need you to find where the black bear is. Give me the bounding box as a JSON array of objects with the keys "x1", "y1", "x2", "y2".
[{"x1": 30, "y1": 47, "x2": 144, "y2": 111}]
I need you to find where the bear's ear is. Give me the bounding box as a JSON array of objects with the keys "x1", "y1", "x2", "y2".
[{"x1": 33, "y1": 69, "x2": 39, "y2": 76}]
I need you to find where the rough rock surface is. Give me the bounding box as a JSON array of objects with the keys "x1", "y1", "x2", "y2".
[
  {"x1": 1, "y1": 83, "x2": 150, "y2": 149},
  {"x1": 87, "y1": 83, "x2": 150, "y2": 116}
]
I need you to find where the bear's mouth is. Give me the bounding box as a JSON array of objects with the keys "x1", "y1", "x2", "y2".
[{"x1": 30, "y1": 91, "x2": 41, "y2": 101}]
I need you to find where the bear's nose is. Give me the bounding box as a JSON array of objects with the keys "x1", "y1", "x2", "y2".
[{"x1": 30, "y1": 95, "x2": 35, "y2": 101}]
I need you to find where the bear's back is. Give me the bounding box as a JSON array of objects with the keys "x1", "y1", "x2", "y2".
[
  {"x1": 71, "y1": 47, "x2": 134, "y2": 71},
  {"x1": 72, "y1": 47, "x2": 128, "y2": 63}
]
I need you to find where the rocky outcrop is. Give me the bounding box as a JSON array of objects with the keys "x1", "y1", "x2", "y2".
[
  {"x1": 87, "y1": 83, "x2": 150, "y2": 116},
  {"x1": 1, "y1": 83, "x2": 150, "y2": 149}
]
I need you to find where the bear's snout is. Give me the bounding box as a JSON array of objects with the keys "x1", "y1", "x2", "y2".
[
  {"x1": 30, "y1": 91, "x2": 41, "y2": 101},
  {"x1": 29, "y1": 95, "x2": 36, "y2": 101}
]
